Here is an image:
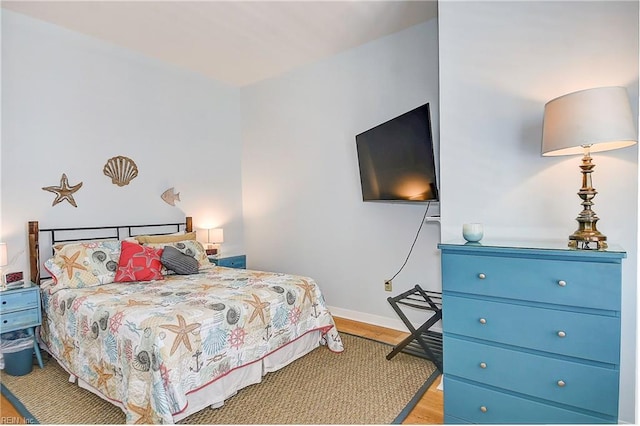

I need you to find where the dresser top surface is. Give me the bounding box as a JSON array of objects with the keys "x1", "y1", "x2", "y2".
[{"x1": 439, "y1": 239, "x2": 626, "y2": 259}]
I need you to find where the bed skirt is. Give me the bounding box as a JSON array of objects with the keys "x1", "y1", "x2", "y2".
[{"x1": 42, "y1": 330, "x2": 323, "y2": 423}]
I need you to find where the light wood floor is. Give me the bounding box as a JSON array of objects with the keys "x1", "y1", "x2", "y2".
[
  {"x1": 0, "y1": 317, "x2": 443, "y2": 424},
  {"x1": 1, "y1": 387, "x2": 26, "y2": 423}
]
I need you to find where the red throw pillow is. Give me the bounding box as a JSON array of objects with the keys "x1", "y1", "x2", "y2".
[{"x1": 114, "y1": 241, "x2": 164, "y2": 282}]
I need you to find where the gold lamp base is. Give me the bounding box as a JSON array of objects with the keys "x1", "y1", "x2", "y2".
[
  {"x1": 567, "y1": 149, "x2": 607, "y2": 250},
  {"x1": 568, "y1": 230, "x2": 607, "y2": 250}
]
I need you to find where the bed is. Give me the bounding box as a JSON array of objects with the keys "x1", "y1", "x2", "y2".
[{"x1": 28, "y1": 217, "x2": 344, "y2": 424}]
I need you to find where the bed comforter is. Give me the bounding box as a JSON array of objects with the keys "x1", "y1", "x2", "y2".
[{"x1": 39, "y1": 265, "x2": 343, "y2": 424}]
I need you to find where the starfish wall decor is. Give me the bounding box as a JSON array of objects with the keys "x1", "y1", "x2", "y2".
[{"x1": 42, "y1": 173, "x2": 83, "y2": 207}]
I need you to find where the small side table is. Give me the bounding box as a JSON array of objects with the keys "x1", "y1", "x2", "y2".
[
  {"x1": 208, "y1": 255, "x2": 246, "y2": 269},
  {"x1": 0, "y1": 283, "x2": 44, "y2": 369}
]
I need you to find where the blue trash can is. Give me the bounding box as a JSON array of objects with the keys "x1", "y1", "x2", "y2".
[{"x1": 1, "y1": 335, "x2": 34, "y2": 376}]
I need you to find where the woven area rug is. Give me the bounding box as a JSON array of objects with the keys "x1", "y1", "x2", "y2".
[{"x1": 1, "y1": 333, "x2": 437, "y2": 424}]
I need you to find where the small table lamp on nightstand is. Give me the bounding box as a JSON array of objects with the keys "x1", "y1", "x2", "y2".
[
  {"x1": 542, "y1": 86, "x2": 638, "y2": 250},
  {"x1": 205, "y1": 228, "x2": 224, "y2": 256}
]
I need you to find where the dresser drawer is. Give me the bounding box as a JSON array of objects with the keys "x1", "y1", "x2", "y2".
[
  {"x1": 444, "y1": 376, "x2": 612, "y2": 424},
  {"x1": 444, "y1": 336, "x2": 619, "y2": 415},
  {"x1": 442, "y1": 253, "x2": 620, "y2": 311},
  {"x1": 444, "y1": 414, "x2": 472, "y2": 424},
  {"x1": 0, "y1": 288, "x2": 39, "y2": 313},
  {"x1": 1, "y1": 309, "x2": 40, "y2": 331},
  {"x1": 443, "y1": 295, "x2": 620, "y2": 364}
]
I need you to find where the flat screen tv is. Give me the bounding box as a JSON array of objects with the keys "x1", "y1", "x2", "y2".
[{"x1": 356, "y1": 103, "x2": 438, "y2": 203}]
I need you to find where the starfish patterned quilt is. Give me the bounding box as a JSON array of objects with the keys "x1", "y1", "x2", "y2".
[{"x1": 39, "y1": 265, "x2": 344, "y2": 424}]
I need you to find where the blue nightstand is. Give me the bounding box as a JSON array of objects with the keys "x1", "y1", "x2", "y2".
[
  {"x1": 209, "y1": 255, "x2": 246, "y2": 269},
  {"x1": 0, "y1": 284, "x2": 44, "y2": 369}
]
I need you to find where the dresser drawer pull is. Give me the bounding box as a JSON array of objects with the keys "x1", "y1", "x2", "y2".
[
  {"x1": 479, "y1": 318, "x2": 487, "y2": 324},
  {"x1": 557, "y1": 380, "x2": 566, "y2": 387},
  {"x1": 478, "y1": 273, "x2": 486, "y2": 279},
  {"x1": 557, "y1": 331, "x2": 566, "y2": 338},
  {"x1": 558, "y1": 280, "x2": 567, "y2": 287},
  {"x1": 2, "y1": 301, "x2": 6, "y2": 305},
  {"x1": 480, "y1": 406, "x2": 488, "y2": 413},
  {"x1": 479, "y1": 362, "x2": 487, "y2": 369}
]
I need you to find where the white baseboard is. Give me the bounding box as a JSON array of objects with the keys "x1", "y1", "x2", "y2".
[{"x1": 328, "y1": 305, "x2": 443, "y2": 334}]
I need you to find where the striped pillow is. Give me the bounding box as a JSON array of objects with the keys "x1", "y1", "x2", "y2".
[
  {"x1": 161, "y1": 245, "x2": 199, "y2": 275},
  {"x1": 144, "y1": 240, "x2": 209, "y2": 268}
]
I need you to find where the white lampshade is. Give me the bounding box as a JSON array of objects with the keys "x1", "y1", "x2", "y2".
[
  {"x1": 0, "y1": 243, "x2": 7, "y2": 267},
  {"x1": 542, "y1": 86, "x2": 637, "y2": 156},
  {"x1": 207, "y1": 228, "x2": 224, "y2": 244}
]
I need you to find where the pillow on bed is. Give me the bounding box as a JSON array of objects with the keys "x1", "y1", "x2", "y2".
[
  {"x1": 53, "y1": 238, "x2": 118, "y2": 254},
  {"x1": 114, "y1": 241, "x2": 164, "y2": 283},
  {"x1": 161, "y1": 245, "x2": 199, "y2": 275},
  {"x1": 44, "y1": 240, "x2": 121, "y2": 288},
  {"x1": 134, "y1": 231, "x2": 196, "y2": 244},
  {"x1": 143, "y1": 240, "x2": 209, "y2": 268}
]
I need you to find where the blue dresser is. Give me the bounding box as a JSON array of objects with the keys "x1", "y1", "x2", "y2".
[{"x1": 439, "y1": 241, "x2": 625, "y2": 424}]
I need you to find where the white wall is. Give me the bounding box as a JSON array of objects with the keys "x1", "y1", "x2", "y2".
[
  {"x1": 1, "y1": 10, "x2": 245, "y2": 273},
  {"x1": 438, "y1": 1, "x2": 638, "y2": 422},
  {"x1": 241, "y1": 20, "x2": 441, "y2": 329}
]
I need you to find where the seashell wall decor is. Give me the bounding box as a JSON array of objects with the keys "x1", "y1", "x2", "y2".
[{"x1": 103, "y1": 156, "x2": 138, "y2": 186}]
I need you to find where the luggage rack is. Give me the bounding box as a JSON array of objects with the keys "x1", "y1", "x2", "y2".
[{"x1": 386, "y1": 285, "x2": 442, "y2": 372}]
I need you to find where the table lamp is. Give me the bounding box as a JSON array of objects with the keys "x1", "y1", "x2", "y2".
[
  {"x1": 542, "y1": 86, "x2": 637, "y2": 250},
  {"x1": 206, "y1": 228, "x2": 224, "y2": 256}
]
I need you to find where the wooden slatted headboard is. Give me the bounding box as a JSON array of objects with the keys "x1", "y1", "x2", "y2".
[{"x1": 28, "y1": 217, "x2": 193, "y2": 284}]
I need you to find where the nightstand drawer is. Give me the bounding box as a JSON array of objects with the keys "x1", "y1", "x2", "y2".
[
  {"x1": 442, "y1": 254, "x2": 620, "y2": 311},
  {"x1": 0, "y1": 288, "x2": 39, "y2": 313},
  {"x1": 444, "y1": 336, "x2": 619, "y2": 415},
  {"x1": 443, "y1": 295, "x2": 620, "y2": 364},
  {"x1": 444, "y1": 376, "x2": 612, "y2": 424},
  {"x1": 215, "y1": 255, "x2": 246, "y2": 269},
  {"x1": 1, "y1": 309, "x2": 40, "y2": 331}
]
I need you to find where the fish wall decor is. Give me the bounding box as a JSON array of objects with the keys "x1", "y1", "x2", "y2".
[{"x1": 161, "y1": 187, "x2": 181, "y2": 206}]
